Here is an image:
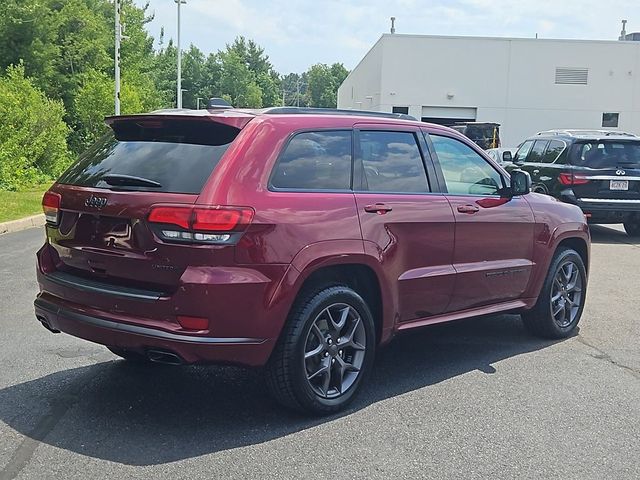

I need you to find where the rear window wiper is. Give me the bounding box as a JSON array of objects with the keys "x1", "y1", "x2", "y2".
[{"x1": 102, "y1": 174, "x2": 162, "y2": 188}]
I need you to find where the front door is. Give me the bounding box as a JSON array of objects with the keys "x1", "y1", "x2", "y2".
[
  {"x1": 354, "y1": 127, "x2": 456, "y2": 321},
  {"x1": 427, "y1": 132, "x2": 535, "y2": 312}
]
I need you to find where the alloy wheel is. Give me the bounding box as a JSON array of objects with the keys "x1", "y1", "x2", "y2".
[
  {"x1": 303, "y1": 303, "x2": 366, "y2": 399},
  {"x1": 550, "y1": 260, "x2": 583, "y2": 328}
]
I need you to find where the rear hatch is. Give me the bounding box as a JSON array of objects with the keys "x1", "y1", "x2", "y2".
[
  {"x1": 44, "y1": 113, "x2": 251, "y2": 294},
  {"x1": 567, "y1": 139, "x2": 640, "y2": 201}
]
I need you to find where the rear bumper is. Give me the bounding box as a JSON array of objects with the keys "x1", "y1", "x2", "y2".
[
  {"x1": 560, "y1": 195, "x2": 640, "y2": 222},
  {"x1": 34, "y1": 294, "x2": 274, "y2": 366},
  {"x1": 34, "y1": 242, "x2": 294, "y2": 367}
]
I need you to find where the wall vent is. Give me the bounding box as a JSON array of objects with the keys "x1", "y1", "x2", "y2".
[{"x1": 555, "y1": 67, "x2": 589, "y2": 85}]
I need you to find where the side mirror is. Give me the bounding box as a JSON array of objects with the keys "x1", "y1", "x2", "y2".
[
  {"x1": 502, "y1": 150, "x2": 513, "y2": 163},
  {"x1": 509, "y1": 169, "x2": 531, "y2": 196}
]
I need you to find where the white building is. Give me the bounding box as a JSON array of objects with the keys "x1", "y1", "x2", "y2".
[{"x1": 337, "y1": 34, "x2": 640, "y2": 146}]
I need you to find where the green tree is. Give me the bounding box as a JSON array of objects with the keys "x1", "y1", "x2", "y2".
[
  {"x1": 222, "y1": 36, "x2": 280, "y2": 106},
  {"x1": 217, "y1": 51, "x2": 263, "y2": 107},
  {"x1": 0, "y1": 65, "x2": 70, "y2": 190},
  {"x1": 305, "y1": 63, "x2": 349, "y2": 108},
  {"x1": 0, "y1": 0, "x2": 159, "y2": 152}
]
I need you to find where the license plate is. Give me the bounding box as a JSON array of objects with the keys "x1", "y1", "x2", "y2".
[{"x1": 610, "y1": 180, "x2": 629, "y2": 190}]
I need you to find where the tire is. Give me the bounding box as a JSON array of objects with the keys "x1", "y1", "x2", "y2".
[
  {"x1": 623, "y1": 221, "x2": 640, "y2": 238},
  {"x1": 522, "y1": 247, "x2": 587, "y2": 339},
  {"x1": 265, "y1": 285, "x2": 376, "y2": 415},
  {"x1": 107, "y1": 347, "x2": 150, "y2": 363}
]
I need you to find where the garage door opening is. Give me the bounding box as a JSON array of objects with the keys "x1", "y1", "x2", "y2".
[{"x1": 421, "y1": 106, "x2": 477, "y2": 126}]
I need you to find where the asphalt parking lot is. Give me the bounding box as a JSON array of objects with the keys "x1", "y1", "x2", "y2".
[{"x1": 0, "y1": 225, "x2": 638, "y2": 480}]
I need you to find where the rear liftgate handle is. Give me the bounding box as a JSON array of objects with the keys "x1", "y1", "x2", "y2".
[
  {"x1": 457, "y1": 204, "x2": 480, "y2": 214},
  {"x1": 364, "y1": 203, "x2": 393, "y2": 215}
]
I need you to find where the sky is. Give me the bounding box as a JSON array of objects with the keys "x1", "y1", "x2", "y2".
[{"x1": 136, "y1": 0, "x2": 640, "y2": 74}]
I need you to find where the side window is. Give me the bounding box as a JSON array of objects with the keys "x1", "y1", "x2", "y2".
[
  {"x1": 514, "y1": 140, "x2": 534, "y2": 163},
  {"x1": 271, "y1": 131, "x2": 352, "y2": 190},
  {"x1": 430, "y1": 135, "x2": 505, "y2": 196},
  {"x1": 527, "y1": 140, "x2": 549, "y2": 163},
  {"x1": 541, "y1": 140, "x2": 565, "y2": 163},
  {"x1": 359, "y1": 131, "x2": 430, "y2": 193}
]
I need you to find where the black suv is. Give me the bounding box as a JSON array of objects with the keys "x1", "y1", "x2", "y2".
[{"x1": 509, "y1": 129, "x2": 640, "y2": 237}]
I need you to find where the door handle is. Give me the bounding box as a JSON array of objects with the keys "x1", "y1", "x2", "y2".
[
  {"x1": 457, "y1": 204, "x2": 480, "y2": 214},
  {"x1": 364, "y1": 203, "x2": 393, "y2": 215}
]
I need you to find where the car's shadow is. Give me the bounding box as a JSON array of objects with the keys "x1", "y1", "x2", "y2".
[
  {"x1": 589, "y1": 224, "x2": 639, "y2": 246},
  {"x1": 0, "y1": 315, "x2": 565, "y2": 466}
]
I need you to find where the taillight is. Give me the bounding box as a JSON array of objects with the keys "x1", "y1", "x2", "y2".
[
  {"x1": 559, "y1": 172, "x2": 590, "y2": 186},
  {"x1": 147, "y1": 205, "x2": 254, "y2": 244},
  {"x1": 42, "y1": 191, "x2": 61, "y2": 225}
]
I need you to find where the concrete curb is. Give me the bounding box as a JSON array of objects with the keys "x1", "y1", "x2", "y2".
[{"x1": 0, "y1": 214, "x2": 45, "y2": 235}]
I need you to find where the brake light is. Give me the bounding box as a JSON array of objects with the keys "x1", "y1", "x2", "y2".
[
  {"x1": 148, "y1": 205, "x2": 254, "y2": 244},
  {"x1": 193, "y1": 208, "x2": 252, "y2": 232},
  {"x1": 148, "y1": 207, "x2": 191, "y2": 229},
  {"x1": 559, "y1": 173, "x2": 590, "y2": 186},
  {"x1": 42, "y1": 191, "x2": 61, "y2": 225}
]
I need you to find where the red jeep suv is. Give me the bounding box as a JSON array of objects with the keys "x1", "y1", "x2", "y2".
[{"x1": 35, "y1": 107, "x2": 590, "y2": 413}]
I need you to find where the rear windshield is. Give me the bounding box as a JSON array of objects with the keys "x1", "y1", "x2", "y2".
[
  {"x1": 570, "y1": 141, "x2": 640, "y2": 168},
  {"x1": 57, "y1": 119, "x2": 239, "y2": 194}
]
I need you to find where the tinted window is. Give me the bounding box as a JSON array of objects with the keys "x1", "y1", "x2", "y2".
[
  {"x1": 58, "y1": 120, "x2": 238, "y2": 194},
  {"x1": 602, "y1": 113, "x2": 619, "y2": 128},
  {"x1": 271, "y1": 131, "x2": 352, "y2": 190},
  {"x1": 570, "y1": 141, "x2": 640, "y2": 168},
  {"x1": 527, "y1": 140, "x2": 548, "y2": 163},
  {"x1": 392, "y1": 106, "x2": 409, "y2": 115},
  {"x1": 514, "y1": 140, "x2": 534, "y2": 163},
  {"x1": 541, "y1": 140, "x2": 565, "y2": 163},
  {"x1": 430, "y1": 135, "x2": 504, "y2": 195},
  {"x1": 359, "y1": 131, "x2": 429, "y2": 193}
]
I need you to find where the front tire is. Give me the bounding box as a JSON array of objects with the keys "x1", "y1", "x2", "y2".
[
  {"x1": 265, "y1": 285, "x2": 376, "y2": 415},
  {"x1": 624, "y1": 220, "x2": 640, "y2": 238},
  {"x1": 522, "y1": 248, "x2": 587, "y2": 339}
]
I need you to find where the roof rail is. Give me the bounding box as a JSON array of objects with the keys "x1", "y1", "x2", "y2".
[
  {"x1": 262, "y1": 107, "x2": 417, "y2": 121},
  {"x1": 536, "y1": 129, "x2": 638, "y2": 138}
]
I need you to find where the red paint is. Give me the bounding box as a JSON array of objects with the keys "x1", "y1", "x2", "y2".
[{"x1": 35, "y1": 110, "x2": 590, "y2": 367}]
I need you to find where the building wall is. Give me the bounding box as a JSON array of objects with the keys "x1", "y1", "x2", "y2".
[
  {"x1": 336, "y1": 37, "x2": 384, "y2": 111},
  {"x1": 338, "y1": 34, "x2": 640, "y2": 146}
]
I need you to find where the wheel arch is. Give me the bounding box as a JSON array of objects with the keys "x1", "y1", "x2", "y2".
[{"x1": 269, "y1": 248, "x2": 395, "y2": 347}]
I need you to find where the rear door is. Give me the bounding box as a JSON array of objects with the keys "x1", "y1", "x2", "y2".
[
  {"x1": 46, "y1": 116, "x2": 246, "y2": 293},
  {"x1": 427, "y1": 132, "x2": 535, "y2": 312},
  {"x1": 354, "y1": 125, "x2": 456, "y2": 321},
  {"x1": 517, "y1": 139, "x2": 568, "y2": 195}
]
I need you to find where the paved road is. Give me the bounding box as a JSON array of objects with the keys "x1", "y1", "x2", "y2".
[{"x1": 0, "y1": 226, "x2": 638, "y2": 480}]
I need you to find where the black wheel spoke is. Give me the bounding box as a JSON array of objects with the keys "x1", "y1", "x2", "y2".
[
  {"x1": 550, "y1": 259, "x2": 583, "y2": 328},
  {"x1": 305, "y1": 343, "x2": 324, "y2": 360},
  {"x1": 303, "y1": 302, "x2": 367, "y2": 399}
]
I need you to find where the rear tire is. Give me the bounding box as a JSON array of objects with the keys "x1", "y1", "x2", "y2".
[
  {"x1": 522, "y1": 247, "x2": 587, "y2": 339},
  {"x1": 623, "y1": 221, "x2": 640, "y2": 238},
  {"x1": 265, "y1": 285, "x2": 376, "y2": 415},
  {"x1": 107, "y1": 347, "x2": 150, "y2": 363}
]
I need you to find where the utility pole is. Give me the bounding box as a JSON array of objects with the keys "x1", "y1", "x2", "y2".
[
  {"x1": 176, "y1": 0, "x2": 186, "y2": 108},
  {"x1": 114, "y1": 0, "x2": 121, "y2": 115},
  {"x1": 114, "y1": 0, "x2": 128, "y2": 115}
]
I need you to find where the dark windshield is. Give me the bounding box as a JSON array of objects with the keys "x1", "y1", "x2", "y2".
[
  {"x1": 570, "y1": 141, "x2": 640, "y2": 168},
  {"x1": 58, "y1": 119, "x2": 239, "y2": 194}
]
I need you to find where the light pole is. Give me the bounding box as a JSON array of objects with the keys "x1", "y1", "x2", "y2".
[
  {"x1": 114, "y1": 0, "x2": 128, "y2": 115},
  {"x1": 196, "y1": 97, "x2": 203, "y2": 109},
  {"x1": 175, "y1": 0, "x2": 187, "y2": 108}
]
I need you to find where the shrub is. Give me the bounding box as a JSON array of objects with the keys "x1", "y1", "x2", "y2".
[{"x1": 0, "y1": 64, "x2": 71, "y2": 190}]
